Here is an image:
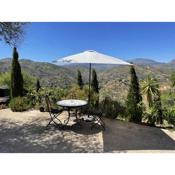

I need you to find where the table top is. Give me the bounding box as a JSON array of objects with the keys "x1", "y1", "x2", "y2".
[{"x1": 57, "y1": 99, "x2": 88, "y2": 108}]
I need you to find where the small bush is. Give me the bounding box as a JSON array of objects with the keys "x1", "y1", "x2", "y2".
[
  {"x1": 100, "y1": 97, "x2": 126, "y2": 119},
  {"x1": 163, "y1": 107, "x2": 175, "y2": 126},
  {"x1": 26, "y1": 87, "x2": 67, "y2": 110},
  {"x1": 143, "y1": 107, "x2": 158, "y2": 126},
  {"x1": 9, "y1": 97, "x2": 31, "y2": 112},
  {"x1": 66, "y1": 85, "x2": 87, "y2": 100},
  {"x1": 0, "y1": 71, "x2": 36, "y2": 91}
]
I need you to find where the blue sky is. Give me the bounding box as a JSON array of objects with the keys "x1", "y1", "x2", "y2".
[{"x1": 0, "y1": 22, "x2": 175, "y2": 63}]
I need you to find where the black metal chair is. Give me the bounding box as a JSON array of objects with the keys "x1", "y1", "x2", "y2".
[
  {"x1": 45, "y1": 95, "x2": 63, "y2": 127},
  {"x1": 89, "y1": 107, "x2": 105, "y2": 131},
  {"x1": 81, "y1": 105, "x2": 105, "y2": 130}
]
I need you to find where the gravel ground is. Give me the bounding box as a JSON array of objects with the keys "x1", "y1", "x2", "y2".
[{"x1": 0, "y1": 109, "x2": 175, "y2": 153}]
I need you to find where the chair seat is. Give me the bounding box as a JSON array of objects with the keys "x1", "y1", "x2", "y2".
[{"x1": 50, "y1": 108, "x2": 63, "y2": 114}]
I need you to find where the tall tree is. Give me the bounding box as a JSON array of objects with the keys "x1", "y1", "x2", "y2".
[
  {"x1": 77, "y1": 70, "x2": 84, "y2": 89},
  {"x1": 126, "y1": 66, "x2": 143, "y2": 123},
  {"x1": 36, "y1": 79, "x2": 41, "y2": 92},
  {"x1": 11, "y1": 47, "x2": 23, "y2": 98},
  {"x1": 0, "y1": 22, "x2": 27, "y2": 45},
  {"x1": 153, "y1": 87, "x2": 163, "y2": 125},
  {"x1": 141, "y1": 75, "x2": 159, "y2": 107},
  {"x1": 91, "y1": 69, "x2": 99, "y2": 93}
]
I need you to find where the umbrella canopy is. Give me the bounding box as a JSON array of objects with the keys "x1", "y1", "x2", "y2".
[{"x1": 55, "y1": 50, "x2": 132, "y2": 65}]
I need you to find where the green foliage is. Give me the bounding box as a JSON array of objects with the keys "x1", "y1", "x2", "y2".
[
  {"x1": 91, "y1": 69, "x2": 99, "y2": 93},
  {"x1": 163, "y1": 107, "x2": 175, "y2": 126},
  {"x1": 91, "y1": 69, "x2": 99, "y2": 107},
  {"x1": 0, "y1": 57, "x2": 172, "y2": 101},
  {"x1": 23, "y1": 72, "x2": 36, "y2": 90},
  {"x1": 141, "y1": 75, "x2": 159, "y2": 107},
  {"x1": 170, "y1": 71, "x2": 175, "y2": 87},
  {"x1": 0, "y1": 71, "x2": 36, "y2": 91},
  {"x1": 0, "y1": 22, "x2": 27, "y2": 45},
  {"x1": 10, "y1": 47, "x2": 23, "y2": 98},
  {"x1": 161, "y1": 90, "x2": 175, "y2": 108},
  {"x1": 143, "y1": 106, "x2": 160, "y2": 126},
  {"x1": 126, "y1": 66, "x2": 143, "y2": 123},
  {"x1": 141, "y1": 76, "x2": 163, "y2": 125},
  {"x1": 9, "y1": 96, "x2": 31, "y2": 112},
  {"x1": 36, "y1": 79, "x2": 41, "y2": 92},
  {"x1": 77, "y1": 70, "x2": 84, "y2": 89},
  {"x1": 66, "y1": 85, "x2": 87, "y2": 100},
  {"x1": 0, "y1": 72, "x2": 10, "y2": 87},
  {"x1": 100, "y1": 96, "x2": 126, "y2": 119},
  {"x1": 26, "y1": 87, "x2": 67, "y2": 109},
  {"x1": 153, "y1": 89, "x2": 163, "y2": 124},
  {"x1": 90, "y1": 91, "x2": 99, "y2": 108}
]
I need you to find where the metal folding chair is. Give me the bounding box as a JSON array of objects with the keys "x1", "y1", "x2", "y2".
[
  {"x1": 45, "y1": 95, "x2": 63, "y2": 127},
  {"x1": 89, "y1": 108, "x2": 105, "y2": 131}
]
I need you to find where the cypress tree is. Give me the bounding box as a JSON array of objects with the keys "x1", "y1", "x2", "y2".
[
  {"x1": 91, "y1": 69, "x2": 99, "y2": 107},
  {"x1": 126, "y1": 66, "x2": 143, "y2": 123},
  {"x1": 91, "y1": 69, "x2": 99, "y2": 93},
  {"x1": 10, "y1": 47, "x2": 23, "y2": 98},
  {"x1": 153, "y1": 86, "x2": 163, "y2": 125},
  {"x1": 77, "y1": 70, "x2": 84, "y2": 89},
  {"x1": 36, "y1": 79, "x2": 41, "y2": 92}
]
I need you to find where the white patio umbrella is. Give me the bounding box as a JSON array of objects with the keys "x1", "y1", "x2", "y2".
[{"x1": 54, "y1": 50, "x2": 132, "y2": 106}]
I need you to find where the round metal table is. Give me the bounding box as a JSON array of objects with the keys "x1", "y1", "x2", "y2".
[{"x1": 57, "y1": 99, "x2": 88, "y2": 125}]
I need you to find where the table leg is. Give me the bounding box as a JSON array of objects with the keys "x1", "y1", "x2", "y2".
[
  {"x1": 63, "y1": 108, "x2": 71, "y2": 125},
  {"x1": 75, "y1": 109, "x2": 78, "y2": 120}
]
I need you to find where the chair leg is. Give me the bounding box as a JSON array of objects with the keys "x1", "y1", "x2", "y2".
[
  {"x1": 99, "y1": 117, "x2": 105, "y2": 130},
  {"x1": 46, "y1": 113, "x2": 62, "y2": 128},
  {"x1": 63, "y1": 110, "x2": 71, "y2": 125},
  {"x1": 46, "y1": 118, "x2": 53, "y2": 127},
  {"x1": 91, "y1": 115, "x2": 105, "y2": 131},
  {"x1": 53, "y1": 114, "x2": 62, "y2": 124}
]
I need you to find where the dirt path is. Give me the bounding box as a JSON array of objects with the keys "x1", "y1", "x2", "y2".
[{"x1": 0, "y1": 109, "x2": 175, "y2": 153}]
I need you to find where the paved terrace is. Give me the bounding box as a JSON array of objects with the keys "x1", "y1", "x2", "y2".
[{"x1": 0, "y1": 109, "x2": 175, "y2": 153}]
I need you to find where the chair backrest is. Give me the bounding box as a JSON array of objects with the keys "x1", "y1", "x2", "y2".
[{"x1": 45, "y1": 95, "x2": 51, "y2": 112}]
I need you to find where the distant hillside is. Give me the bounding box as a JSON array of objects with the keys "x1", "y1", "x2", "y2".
[
  {"x1": 98, "y1": 64, "x2": 171, "y2": 102},
  {"x1": 0, "y1": 58, "x2": 76, "y2": 88},
  {"x1": 169, "y1": 59, "x2": 175, "y2": 64},
  {"x1": 128, "y1": 58, "x2": 164, "y2": 67},
  {"x1": 0, "y1": 58, "x2": 173, "y2": 101}
]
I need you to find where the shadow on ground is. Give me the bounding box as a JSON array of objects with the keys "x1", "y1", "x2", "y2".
[
  {"x1": 102, "y1": 118, "x2": 175, "y2": 152},
  {"x1": 1, "y1": 109, "x2": 175, "y2": 153},
  {"x1": 0, "y1": 119, "x2": 102, "y2": 153}
]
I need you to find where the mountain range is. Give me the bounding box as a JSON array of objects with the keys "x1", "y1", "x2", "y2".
[
  {"x1": 127, "y1": 58, "x2": 164, "y2": 66},
  {"x1": 0, "y1": 57, "x2": 174, "y2": 101}
]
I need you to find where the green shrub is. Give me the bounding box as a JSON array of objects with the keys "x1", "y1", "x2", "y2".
[
  {"x1": 100, "y1": 96, "x2": 126, "y2": 119},
  {"x1": 0, "y1": 72, "x2": 11, "y2": 87},
  {"x1": 9, "y1": 97, "x2": 31, "y2": 112},
  {"x1": 0, "y1": 71, "x2": 36, "y2": 91},
  {"x1": 90, "y1": 91, "x2": 99, "y2": 108},
  {"x1": 143, "y1": 106, "x2": 159, "y2": 126},
  {"x1": 161, "y1": 90, "x2": 175, "y2": 108},
  {"x1": 163, "y1": 107, "x2": 175, "y2": 126},
  {"x1": 143, "y1": 106, "x2": 175, "y2": 127},
  {"x1": 66, "y1": 85, "x2": 87, "y2": 100},
  {"x1": 26, "y1": 87, "x2": 67, "y2": 110}
]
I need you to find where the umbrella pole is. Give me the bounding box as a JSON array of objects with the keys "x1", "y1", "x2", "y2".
[{"x1": 88, "y1": 63, "x2": 91, "y2": 116}]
